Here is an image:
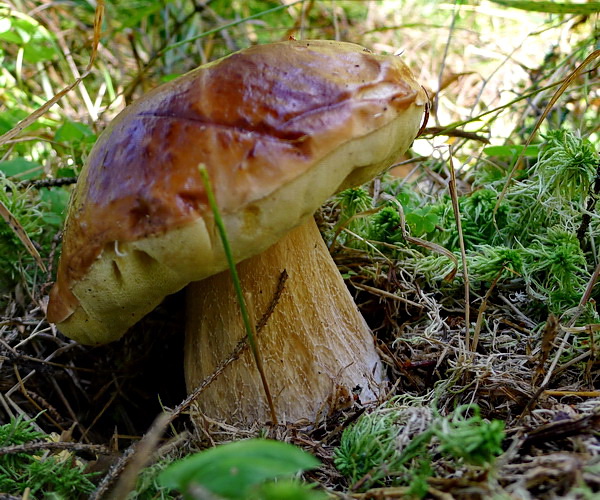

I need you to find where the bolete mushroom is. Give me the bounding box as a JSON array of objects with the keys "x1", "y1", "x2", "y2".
[{"x1": 47, "y1": 39, "x2": 426, "y2": 425}]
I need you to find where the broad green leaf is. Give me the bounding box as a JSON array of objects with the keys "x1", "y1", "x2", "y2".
[
  {"x1": 23, "y1": 39, "x2": 58, "y2": 63},
  {"x1": 397, "y1": 192, "x2": 412, "y2": 207},
  {"x1": 158, "y1": 439, "x2": 320, "y2": 499},
  {"x1": 0, "y1": 15, "x2": 57, "y2": 62},
  {"x1": 40, "y1": 188, "x2": 70, "y2": 227},
  {"x1": 421, "y1": 213, "x2": 439, "y2": 234},
  {"x1": 489, "y1": 0, "x2": 600, "y2": 14},
  {"x1": 0, "y1": 158, "x2": 42, "y2": 180},
  {"x1": 11, "y1": 17, "x2": 39, "y2": 36},
  {"x1": 0, "y1": 109, "x2": 29, "y2": 135},
  {"x1": 406, "y1": 207, "x2": 439, "y2": 236},
  {"x1": 0, "y1": 30, "x2": 22, "y2": 44},
  {"x1": 13, "y1": 25, "x2": 31, "y2": 44},
  {"x1": 56, "y1": 168, "x2": 77, "y2": 178},
  {"x1": 54, "y1": 121, "x2": 96, "y2": 144}
]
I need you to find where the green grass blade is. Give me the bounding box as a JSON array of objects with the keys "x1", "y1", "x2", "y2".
[
  {"x1": 489, "y1": 0, "x2": 600, "y2": 14},
  {"x1": 197, "y1": 164, "x2": 277, "y2": 424}
]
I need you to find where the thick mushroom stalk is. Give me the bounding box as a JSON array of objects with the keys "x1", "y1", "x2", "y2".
[{"x1": 185, "y1": 218, "x2": 382, "y2": 424}]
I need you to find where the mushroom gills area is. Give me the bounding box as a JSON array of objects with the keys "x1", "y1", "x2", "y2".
[{"x1": 184, "y1": 217, "x2": 383, "y2": 424}]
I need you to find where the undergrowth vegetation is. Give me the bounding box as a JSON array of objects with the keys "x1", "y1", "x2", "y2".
[
  {"x1": 0, "y1": 416, "x2": 96, "y2": 498},
  {"x1": 333, "y1": 129, "x2": 600, "y2": 318},
  {"x1": 0, "y1": 0, "x2": 599, "y2": 499},
  {"x1": 334, "y1": 401, "x2": 505, "y2": 492}
]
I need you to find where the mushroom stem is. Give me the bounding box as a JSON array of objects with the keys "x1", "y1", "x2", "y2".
[{"x1": 184, "y1": 217, "x2": 384, "y2": 425}]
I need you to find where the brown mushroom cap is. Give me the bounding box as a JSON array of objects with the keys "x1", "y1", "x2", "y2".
[{"x1": 47, "y1": 39, "x2": 426, "y2": 345}]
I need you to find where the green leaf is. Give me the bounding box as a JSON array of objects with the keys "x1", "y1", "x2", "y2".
[
  {"x1": 406, "y1": 207, "x2": 439, "y2": 236},
  {"x1": 397, "y1": 191, "x2": 417, "y2": 208},
  {"x1": 160, "y1": 73, "x2": 183, "y2": 83},
  {"x1": 56, "y1": 168, "x2": 77, "y2": 178},
  {"x1": 0, "y1": 13, "x2": 57, "y2": 62},
  {"x1": 23, "y1": 39, "x2": 58, "y2": 63},
  {"x1": 40, "y1": 188, "x2": 70, "y2": 227},
  {"x1": 158, "y1": 439, "x2": 320, "y2": 499},
  {"x1": 0, "y1": 158, "x2": 42, "y2": 180},
  {"x1": 0, "y1": 109, "x2": 29, "y2": 135},
  {"x1": 0, "y1": 30, "x2": 23, "y2": 44},
  {"x1": 11, "y1": 17, "x2": 38, "y2": 36},
  {"x1": 483, "y1": 144, "x2": 540, "y2": 157},
  {"x1": 54, "y1": 121, "x2": 96, "y2": 144}
]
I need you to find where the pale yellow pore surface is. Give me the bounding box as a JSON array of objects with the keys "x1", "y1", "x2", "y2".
[
  {"x1": 57, "y1": 106, "x2": 423, "y2": 345},
  {"x1": 185, "y1": 218, "x2": 383, "y2": 425}
]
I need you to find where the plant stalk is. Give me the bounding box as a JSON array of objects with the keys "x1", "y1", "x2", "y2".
[{"x1": 197, "y1": 164, "x2": 278, "y2": 425}]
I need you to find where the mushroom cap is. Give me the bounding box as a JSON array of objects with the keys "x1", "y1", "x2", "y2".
[{"x1": 47, "y1": 39, "x2": 427, "y2": 344}]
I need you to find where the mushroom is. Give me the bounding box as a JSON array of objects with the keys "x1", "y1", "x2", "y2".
[{"x1": 47, "y1": 39, "x2": 426, "y2": 425}]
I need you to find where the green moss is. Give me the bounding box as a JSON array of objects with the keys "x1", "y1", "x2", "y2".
[{"x1": 0, "y1": 416, "x2": 96, "y2": 499}]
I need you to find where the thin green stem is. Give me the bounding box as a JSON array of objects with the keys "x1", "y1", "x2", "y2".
[
  {"x1": 448, "y1": 148, "x2": 470, "y2": 353},
  {"x1": 197, "y1": 164, "x2": 278, "y2": 425}
]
